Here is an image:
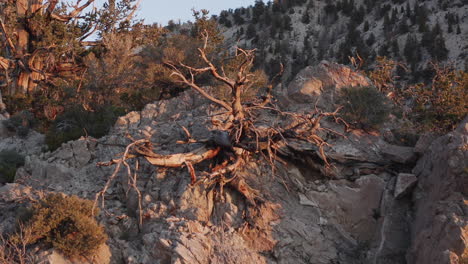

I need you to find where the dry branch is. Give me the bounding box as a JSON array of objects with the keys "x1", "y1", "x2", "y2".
[
  {"x1": 95, "y1": 34, "x2": 344, "y2": 227},
  {"x1": 136, "y1": 145, "x2": 221, "y2": 168}
]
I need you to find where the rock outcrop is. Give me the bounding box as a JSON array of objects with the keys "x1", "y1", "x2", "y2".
[
  {"x1": 283, "y1": 61, "x2": 371, "y2": 110},
  {"x1": 0, "y1": 63, "x2": 466, "y2": 264},
  {"x1": 407, "y1": 118, "x2": 468, "y2": 264}
]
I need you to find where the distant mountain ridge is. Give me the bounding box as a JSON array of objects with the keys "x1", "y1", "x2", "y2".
[{"x1": 215, "y1": 0, "x2": 468, "y2": 82}]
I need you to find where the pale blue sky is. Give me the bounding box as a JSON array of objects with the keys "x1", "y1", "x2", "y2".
[{"x1": 94, "y1": 0, "x2": 256, "y2": 25}]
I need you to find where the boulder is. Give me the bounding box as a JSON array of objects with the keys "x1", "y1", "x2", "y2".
[
  {"x1": 35, "y1": 244, "x2": 111, "y2": 264},
  {"x1": 407, "y1": 118, "x2": 468, "y2": 264},
  {"x1": 414, "y1": 133, "x2": 439, "y2": 154},
  {"x1": 394, "y1": 173, "x2": 418, "y2": 199},
  {"x1": 306, "y1": 175, "x2": 386, "y2": 242},
  {"x1": 371, "y1": 176, "x2": 413, "y2": 264},
  {"x1": 380, "y1": 143, "x2": 416, "y2": 164},
  {"x1": 286, "y1": 61, "x2": 371, "y2": 110},
  {"x1": 0, "y1": 130, "x2": 45, "y2": 157}
]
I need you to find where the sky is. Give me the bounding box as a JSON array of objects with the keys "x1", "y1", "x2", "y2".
[{"x1": 94, "y1": 0, "x2": 256, "y2": 26}]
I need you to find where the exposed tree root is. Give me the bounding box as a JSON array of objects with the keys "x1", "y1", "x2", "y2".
[{"x1": 95, "y1": 32, "x2": 346, "y2": 227}]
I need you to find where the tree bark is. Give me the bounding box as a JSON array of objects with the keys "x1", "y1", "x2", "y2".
[
  {"x1": 7, "y1": 0, "x2": 44, "y2": 95},
  {"x1": 14, "y1": 0, "x2": 30, "y2": 94}
]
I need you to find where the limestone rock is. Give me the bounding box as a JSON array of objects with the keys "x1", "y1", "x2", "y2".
[
  {"x1": 286, "y1": 61, "x2": 371, "y2": 109},
  {"x1": 2, "y1": 63, "x2": 465, "y2": 264},
  {"x1": 36, "y1": 244, "x2": 111, "y2": 264},
  {"x1": 394, "y1": 173, "x2": 418, "y2": 199},
  {"x1": 306, "y1": 175, "x2": 386, "y2": 242},
  {"x1": 0, "y1": 130, "x2": 45, "y2": 157},
  {"x1": 414, "y1": 133, "x2": 439, "y2": 154},
  {"x1": 407, "y1": 118, "x2": 468, "y2": 264},
  {"x1": 380, "y1": 143, "x2": 416, "y2": 164}
]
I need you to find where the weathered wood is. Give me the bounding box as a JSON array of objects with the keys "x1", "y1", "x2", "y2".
[{"x1": 138, "y1": 146, "x2": 221, "y2": 168}]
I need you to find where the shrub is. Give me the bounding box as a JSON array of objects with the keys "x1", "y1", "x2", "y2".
[
  {"x1": 338, "y1": 86, "x2": 392, "y2": 129},
  {"x1": 45, "y1": 105, "x2": 125, "y2": 151},
  {"x1": 408, "y1": 65, "x2": 468, "y2": 132},
  {"x1": 12, "y1": 193, "x2": 107, "y2": 258},
  {"x1": 2, "y1": 111, "x2": 36, "y2": 138},
  {"x1": 0, "y1": 150, "x2": 25, "y2": 183}
]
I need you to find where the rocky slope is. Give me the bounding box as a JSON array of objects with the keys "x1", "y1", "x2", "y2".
[
  {"x1": 0, "y1": 62, "x2": 466, "y2": 264},
  {"x1": 216, "y1": 0, "x2": 468, "y2": 81}
]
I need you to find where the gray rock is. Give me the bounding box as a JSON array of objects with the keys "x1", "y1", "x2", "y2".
[
  {"x1": 0, "y1": 183, "x2": 34, "y2": 202},
  {"x1": 286, "y1": 61, "x2": 371, "y2": 110},
  {"x1": 407, "y1": 118, "x2": 468, "y2": 264},
  {"x1": 306, "y1": 175, "x2": 386, "y2": 243},
  {"x1": 414, "y1": 133, "x2": 438, "y2": 154},
  {"x1": 35, "y1": 244, "x2": 111, "y2": 264},
  {"x1": 381, "y1": 143, "x2": 416, "y2": 164},
  {"x1": 70, "y1": 139, "x2": 91, "y2": 167},
  {"x1": 394, "y1": 173, "x2": 418, "y2": 199},
  {"x1": 371, "y1": 177, "x2": 412, "y2": 264}
]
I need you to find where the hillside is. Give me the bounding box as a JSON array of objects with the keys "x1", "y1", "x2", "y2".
[
  {"x1": 0, "y1": 1, "x2": 467, "y2": 263},
  {"x1": 216, "y1": 0, "x2": 468, "y2": 81},
  {"x1": 1, "y1": 62, "x2": 467, "y2": 263}
]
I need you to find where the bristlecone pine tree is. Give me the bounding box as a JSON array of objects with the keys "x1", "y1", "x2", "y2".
[
  {"x1": 0, "y1": 0, "x2": 140, "y2": 97},
  {"x1": 0, "y1": 0, "x2": 95, "y2": 95},
  {"x1": 95, "y1": 32, "x2": 346, "y2": 228}
]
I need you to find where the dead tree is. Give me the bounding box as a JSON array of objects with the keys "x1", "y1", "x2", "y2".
[
  {"x1": 164, "y1": 33, "x2": 257, "y2": 138},
  {"x1": 95, "y1": 33, "x2": 344, "y2": 222}
]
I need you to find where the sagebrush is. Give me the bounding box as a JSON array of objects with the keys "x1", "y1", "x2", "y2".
[
  {"x1": 11, "y1": 194, "x2": 107, "y2": 258},
  {"x1": 0, "y1": 150, "x2": 25, "y2": 183},
  {"x1": 338, "y1": 85, "x2": 392, "y2": 129}
]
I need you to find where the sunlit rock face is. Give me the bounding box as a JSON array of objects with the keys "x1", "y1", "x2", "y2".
[
  {"x1": 407, "y1": 118, "x2": 468, "y2": 264},
  {"x1": 0, "y1": 64, "x2": 465, "y2": 264}
]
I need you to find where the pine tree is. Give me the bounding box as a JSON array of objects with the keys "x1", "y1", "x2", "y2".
[
  {"x1": 378, "y1": 43, "x2": 390, "y2": 57},
  {"x1": 233, "y1": 10, "x2": 245, "y2": 25},
  {"x1": 383, "y1": 13, "x2": 392, "y2": 33},
  {"x1": 404, "y1": 34, "x2": 421, "y2": 66},
  {"x1": 417, "y1": 5, "x2": 429, "y2": 32},
  {"x1": 252, "y1": 0, "x2": 265, "y2": 24},
  {"x1": 366, "y1": 33, "x2": 376, "y2": 46},
  {"x1": 432, "y1": 22, "x2": 442, "y2": 36},
  {"x1": 270, "y1": 25, "x2": 277, "y2": 38},
  {"x1": 302, "y1": 10, "x2": 310, "y2": 24},
  {"x1": 390, "y1": 8, "x2": 398, "y2": 24},
  {"x1": 246, "y1": 24, "x2": 256, "y2": 39},
  {"x1": 421, "y1": 30, "x2": 433, "y2": 49},
  {"x1": 398, "y1": 18, "x2": 409, "y2": 34},
  {"x1": 433, "y1": 35, "x2": 448, "y2": 61},
  {"x1": 263, "y1": 9, "x2": 271, "y2": 25},
  {"x1": 405, "y1": 2, "x2": 411, "y2": 17},
  {"x1": 363, "y1": 20, "x2": 369, "y2": 32},
  {"x1": 283, "y1": 14, "x2": 292, "y2": 31},
  {"x1": 391, "y1": 39, "x2": 400, "y2": 57}
]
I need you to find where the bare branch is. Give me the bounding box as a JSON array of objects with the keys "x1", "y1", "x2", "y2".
[
  {"x1": 198, "y1": 47, "x2": 236, "y2": 89},
  {"x1": 46, "y1": 0, "x2": 59, "y2": 15},
  {"x1": 0, "y1": 18, "x2": 16, "y2": 54},
  {"x1": 123, "y1": 0, "x2": 142, "y2": 23},
  {"x1": 50, "y1": 0, "x2": 95, "y2": 22},
  {"x1": 68, "y1": 0, "x2": 95, "y2": 19},
  {"x1": 94, "y1": 139, "x2": 148, "y2": 214},
  {"x1": 164, "y1": 61, "x2": 233, "y2": 111},
  {"x1": 135, "y1": 145, "x2": 221, "y2": 168}
]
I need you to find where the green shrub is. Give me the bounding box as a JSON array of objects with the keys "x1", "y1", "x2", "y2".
[
  {"x1": 45, "y1": 105, "x2": 125, "y2": 151},
  {"x1": 3, "y1": 111, "x2": 36, "y2": 138},
  {"x1": 0, "y1": 150, "x2": 25, "y2": 183},
  {"x1": 12, "y1": 193, "x2": 107, "y2": 258},
  {"x1": 338, "y1": 86, "x2": 392, "y2": 129},
  {"x1": 409, "y1": 68, "x2": 468, "y2": 132}
]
